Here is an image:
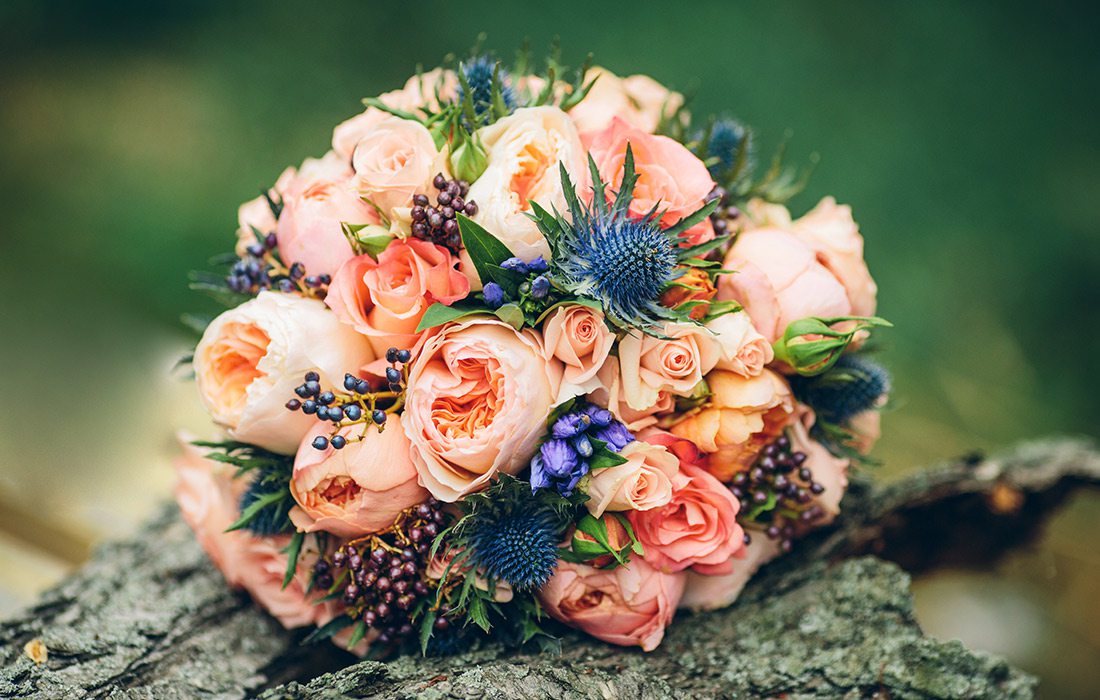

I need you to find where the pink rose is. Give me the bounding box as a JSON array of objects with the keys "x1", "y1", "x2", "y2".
[
  {"x1": 617, "y1": 321, "x2": 721, "y2": 411},
  {"x1": 289, "y1": 415, "x2": 429, "y2": 538},
  {"x1": 669, "y1": 369, "x2": 794, "y2": 482},
  {"x1": 706, "y1": 311, "x2": 774, "y2": 377},
  {"x1": 325, "y1": 239, "x2": 470, "y2": 356},
  {"x1": 628, "y1": 464, "x2": 745, "y2": 574},
  {"x1": 538, "y1": 558, "x2": 686, "y2": 651},
  {"x1": 585, "y1": 117, "x2": 715, "y2": 246},
  {"x1": 276, "y1": 152, "x2": 375, "y2": 279},
  {"x1": 234, "y1": 534, "x2": 336, "y2": 629},
  {"x1": 193, "y1": 293, "x2": 375, "y2": 454},
  {"x1": 569, "y1": 67, "x2": 684, "y2": 136},
  {"x1": 584, "y1": 440, "x2": 680, "y2": 517},
  {"x1": 679, "y1": 536, "x2": 782, "y2": 611},
  {"x1": 403, "y1": 319, "x2": 561, "y2": 501},
  {"x1": 588, "y1": 357, "x2": 676, "y2": 432},
  {"x1": 792, "y1": 197, "x2": 877, "y2": 317},
  {"x1": 542, "y1": 304, "x2": 614, "y2": 395},
  {"x1": 352, "y1": 117, "x2": 446, "y2": 222}
]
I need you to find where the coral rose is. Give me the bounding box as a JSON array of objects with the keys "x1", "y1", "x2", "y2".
[
  {"x1": 585, "y1": 117, "x2": 715, "y2": 246},
  {"x1": 617, "y1": 321, "x2": 722, "y2": 411},
  {"x1": 403, "y1": 318, "x2": 561, "y2": 501},
  {"x1": 706, "y1": 311, "x2": 774, "y2": 378},
  {"x1": 584, "y1": 440, "x2": 680, "y2": 517},
  {"x1": 193, "y1": 292, "x2": 375, "y2": 454},
  {"x1": 465, "y1": 106, "x2": 588, "y2": 265},
  {"x1": 569, "y1": 67, "x2": 684, "y2": 135},
  {"x1": 538, "y1": 557, "x2": 686, "y2": 652},
  {"x1": 541, "y1": 303, "x2": 614, "y2": 397},
  {"x1": 276, "y1": 152, "x2": 375, "y2": 279},
  {"x1": 679, "y1": 536, "x2": 783, "y2": 611},
  {"x1": 325, "y1": 238, "x2": 469, "y2": 356},
  {"x1": 289, "y1": 416, "x2": 429, "y2": 538},
  {"x1": 669, "y1": 369, "x2": 795, "y2": 481},
  {"x1": 352, "y1": 116, "x2": 447, "y2": 224},
  {"x1": 628, "y1": 464, "x2": 745, "y2": 574},
  {"x1": 791, "y1": 197, "x2": 877, "y2": 317}
]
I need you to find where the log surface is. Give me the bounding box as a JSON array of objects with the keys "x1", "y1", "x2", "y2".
[{"x1": 2, "y1": 437, "x2": 1097, "y2": 699}]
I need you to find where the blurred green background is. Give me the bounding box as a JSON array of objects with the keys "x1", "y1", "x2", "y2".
[{"x1": 1, "y1": 0, "x2": 1097, "y2": 696}]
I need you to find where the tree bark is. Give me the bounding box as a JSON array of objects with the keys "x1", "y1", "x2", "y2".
[{"x1": 2, "y1": 437, "x2": 1097, "y2": 699}]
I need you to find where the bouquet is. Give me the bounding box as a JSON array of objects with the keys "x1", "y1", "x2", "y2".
[{"x1": 177, "y1": 49, "x2": 890, "y2": 656}]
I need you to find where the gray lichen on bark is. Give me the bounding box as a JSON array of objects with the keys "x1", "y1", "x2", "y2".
[{"x1": 2, "y1": 437, "x2": 1097, "y2": 699}]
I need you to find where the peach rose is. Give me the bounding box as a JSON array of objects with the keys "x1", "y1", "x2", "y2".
[
  {"x1": 193, "y1": 292, "x2": 375, "y2": 454},
  {"x1": 325, "y1": 239, "x2": 469, "y2": 356},
  {"x1": 679, "y1": 536, "x2": 782, "y2": 611},
  {"x1": 588, "y1": 356, "x2": 676, "y2": 432},
  {"x1": 628, "y1": 464, "x2": 744, "y2": 574},
  {"x1": 538, "y1": 557, "x2": 685, "y2": 651},
  {"x1": 617, "y1": 321, "x2": 722, "y2": 411},
  {"x1": 792, "y1": 197, "x2": 877, "y2": 317},
  {"x1": 352, "y1": 117, "x2": 447, "y2": 223},
  {"x1": 542, "y1": 303, "x2": 614, "y2": 397},
  {"x1": 275, "y1": 152, "x2": 375, "y2": 279},
  {"x1": 289, "y1": 416, "x2": 429, "y2": 538},
  {"x1": 403, "y1": 318, "x2": 561, "y2": 501},
  {"x1": 234, "y1": 534, "x2": 336, "y2": 629},
  {"x1": 706, "y1": 311, "x2": 774, "y2": 378},
  {"x1": 669, "y1": 369, "x2": 794, "y2": 481},
  {"x1": 569, "y1": 67, "x2": 684, "y2": 135},
  {"x1": 717, "y1": 225, "x2": 852, "y2": 344},
  {"x1": 788, "y1": 406, "x2": 849, "y2": 523},
  {"x1": 584, "y1": 440, "x2": 680, "y2": 517},
  {"x1": 333, "y1": 68, "x2": 457, "y2": 161},
  {"x1": 465, "y1": 107, "x2": 588, "y2": 265},
  {"x1": 585, "y1": 117, "x2": 715, "y2": 246}
]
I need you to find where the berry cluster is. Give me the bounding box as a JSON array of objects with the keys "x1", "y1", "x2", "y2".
[
  {"x1": 705, "y1": 186, "x2": 741, "y2": 242},
  {"x1": 284, "y1": 347, "x2": 412, "y2": 450},
  {"x1": 312, "y1": 500, "x2": 452, "y2": 646},
  {"x1": 227, "y1": 232, "x2": 330, "y2": 298},
  {"x1": 411, "y1": 174, "x2": 479, "y2": 254},
  {"x1": 732, "y1": 434, "x2": 826, "y2": 553}
]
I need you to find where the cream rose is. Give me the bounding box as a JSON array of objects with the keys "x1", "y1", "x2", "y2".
[
  {"x1": 542, "y1": 304, "x2": 614, "y2": 398},
  {"x1": 584, "y1": 440, "x2": 680, "y2": 517},
  {"x1": 707, "y1": 311, "x2": 774, "y2": 378},
  {"x1": 403, "y1": 318, "x2": 561, "y2": 501},
  {"x1": 569, "y1": 66, "x2": 684, "y2": 135},
  {"x1": 617, "y1": 322, "x2": 722, "y2": 411},
  {"x1": 352, "y1": 117, "x2": 447, "y2": 223},
  {"x1": 465, "y1": 106, "x2": 587, "y2": 265},
  {"x1": 193, "y1": 292, "x2": 375, "y2": 454}
]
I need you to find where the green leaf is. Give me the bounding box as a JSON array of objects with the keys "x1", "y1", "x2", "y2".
[
  {"x1": 492, "y1": 303, "x2": 526, "y2": 329},
  {"x1": 415, "y1": 301, "x2": 487, "y2": 332},
  {"x1": 665, "y1": 197, "x2": 720, "y2": 241},
  {"x1": 742, "y1": 491, "x2": 778, "y2": 521},
  {"x1": 587, "y1": 439, "x2": 629, "y2": 471},
  {"x1": 301, "y1": 615, "x2": 354, "y2": 646},
  {"x1": 281, "y1": 530, "x2": 305, "y2": 590},
  {"x1": 773, "y1": 316, "x2": 892, "y2": 376},
  {"x1": 418, "y1": 610, "x2": 438, "y2": 655},
  {"x1": 468, "y1": 594, "x2": 491, "y2": 633},
  {"x1": 458, "y1": 214, "x2": 521, "y2": 290},
  {"x1": 346, "y1": 621, "x2": 368, "y2": 650},
  {"x1": 225, "y1": 489, "x2": 284, "y2": 532}
]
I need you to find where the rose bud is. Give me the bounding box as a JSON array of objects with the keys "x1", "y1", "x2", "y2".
[{"x1": 660, "y1": 267, "x2": 717, "y2": 321}]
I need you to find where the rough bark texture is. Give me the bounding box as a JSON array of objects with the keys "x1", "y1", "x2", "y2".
[{"x1": 2, "y1": 437, "x2": 1097, "y2": 699}]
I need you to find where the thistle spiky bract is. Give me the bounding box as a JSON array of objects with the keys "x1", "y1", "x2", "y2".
[{"x1": 531, "y1": 145, "x2": 722, "y2": 334}]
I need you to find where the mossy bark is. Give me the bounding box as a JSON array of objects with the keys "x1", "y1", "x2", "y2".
[{"x1": 2, "y1": 438, "x2": 1097, "y2": 699}]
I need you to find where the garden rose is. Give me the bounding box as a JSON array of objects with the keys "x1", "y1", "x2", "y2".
[
  {"x1": 569, "y1": 67, "x2": 684, "y2": 135},
  {"x1": 792, "y1": 196, "x2": 877, "y2": 317},
  {"x1": 585, "y1": 117, "x2": 715, "y2": 246},
  {"x1": 584, "y1": 440, "x2": 680, "y2": 517},
  {"x1": 542, "y1": 303, "x2": 614, "y2": 396},
  {"x1": 628, "y1": 464, "x2": 744, "y2": 574},
  {"x1": 325, "y1": 239, "x2": 469, "y2": 356},
  {"x1": 352, "y1": 116, "x2": 447, "y2": 223},
  {"x1": 617, "y1": 321, "x2": 721, "y2": 411},
  {"x1": 193, "y1": 292, "x2": 375, "y2": 454},
  {"x1": 538, "y1": 558, "x2": 685, "y2": 652},
  {"x1": 276, "y1": 152, "x2": 374, "y2": 279},
  {"x1": 403, "y1": 318, "x2": 561, "y2": 501},
  {"x1": 706, "y1": 311, "x2": 774, "y2": 377},
  {"x1": 466, "y1": 106, "x2": 588, "y2": 264},
  {"x1": 234, "y1": 534, "x2": 336, "y2": 629},
  {"x1": 289, "y1": 416, "x2": 429, "y2": 538},
  {"x1": 679, "y1": 536, "x2": 782, "y2": 611},
  {"x1": 669, "y1": 369, "x2": 794, "y2": 481}
]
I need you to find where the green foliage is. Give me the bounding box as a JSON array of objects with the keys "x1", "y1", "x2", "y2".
[
  {"x1": 191, "y1": 440, "x2": 297, "y2": 536},
  {"x1": 772, "y1": 316, "x2": 893, "y2": 376}
]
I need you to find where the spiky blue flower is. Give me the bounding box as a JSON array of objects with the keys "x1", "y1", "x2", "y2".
[
  {"x1": 701, "y1": 118, "x2": 749, "y2": 178},
  {"x1": 457, "y1": 55, "x2": 516, "y2": 128},
  {"x1": 238, "y1": 468, "x2": 294, "y2": 536},
  {"x1": 466, "y1": 509, "x2": 560, "y2": 591},
  {"x1": 790, "y1": 353, "x2": 890, "y2": 425},
  {"x1": 534, "y1": 148, "x2": 719, "y2": 333}
]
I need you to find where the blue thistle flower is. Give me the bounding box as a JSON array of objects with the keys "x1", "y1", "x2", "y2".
[
  {"x1": 790, "y1": 353, "x2": 890, "y2": 425},
  {"x1": 701, "y1": 118, "x2": 749, "y2": 178},
  {"x1": 238, "y1": 469, "x2": 294, "y2": 536},
  {"x1": 457, "y1": 56, "x2": 516, "y2": 128},
  {"x1": 466, "y1": 508, "x2": 560, "y2": 591}
]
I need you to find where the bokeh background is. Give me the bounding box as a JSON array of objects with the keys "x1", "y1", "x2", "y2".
[{"x1": 1, "y1": 0, "x2": 1097, "y2": 696}]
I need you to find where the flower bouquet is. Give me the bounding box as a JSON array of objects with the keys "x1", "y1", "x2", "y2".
[{"x1": 178, "y1": 49, "x2": 890, "y2": 656}]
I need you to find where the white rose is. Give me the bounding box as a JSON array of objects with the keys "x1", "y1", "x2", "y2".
[
  {"x1": 465, "y1": 106, "x2": 587, "y2": 267},
  {"x1": 706, "y1": 311, "x2": 774, "y2": 378},
  {"x1": 193, "y1": 292, "x2": 375, "y2": 454}
]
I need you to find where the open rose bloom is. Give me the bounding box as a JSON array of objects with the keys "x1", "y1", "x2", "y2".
[{"x1": 179, "y1": 52, "x2": 889, "y2": 657}]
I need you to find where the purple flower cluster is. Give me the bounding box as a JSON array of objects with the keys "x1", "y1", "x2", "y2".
[
  {"x1": 483, "y1": 255, "x2": 550, "y2": 309},
  {"x1": 530, "y1": 404, "x2": 634, "y2": 496}
]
